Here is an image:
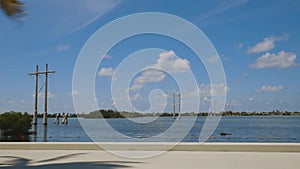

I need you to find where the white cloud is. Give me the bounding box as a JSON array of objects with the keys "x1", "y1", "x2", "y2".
[
  {"x1": 130, "y1": 50, "x2": 191, "y2": 90},
  {"x1": 70, "y1": 90, "x2": 80, "y2": 96},
  {"x1": 202, "y1": 96, "x2": 210, "y2": 102},
  {"x1": 72, "y1": 0, "x2": 122, "y2": 31},
  {"x1": 129, "y1": 83, "x2": 144, "y2": 90},
  {"x1": 257, "y1": 85, "x2": 283, "y2": 92},
  {"x1": 249, "y1": 97, "x2": 254, "y2": 101},
  {"x1": 103, "y1": 54, "x2": 112, "y2": 59},
  {"x1": 196, "y1": 0, "x2": 248, "y2": 24},
  {"x1": 200, "y1": 96, "x2": 212, "y2": 106},
  {"x1": 250, "y1": 51, "x2": 297, "y2": 69},
  {"x1": 207, "y1": 55, "x2": 219, "y2": 63},
  {"x1": 247, "y1": 35, "x2": 287, "y2": 54},
  {"x1": 28, "y1": 0, "x2": 121, "y2": 38},
  {"x1": 98, "y1": 67, "x2": 115, "y2": 77},
  {"x1": 57, "y1": 44, "x2": 70, "y2": 51},
  {"x1": 151, "y1": 50, "x2": 190, "y2": 73},
  {"x1": 37, "y1": 92, "x2": 55, "y2": 98},
  {"x1": 129, "y1": 83, "x2": 144, "y2": 91},
  {"x1": 134, "y1": 70, "x2": 166, "y2": 84},
  {"x1": 130, "y1": 70, "x2": 166, "y2": 90},
  {"x1": 197, "y1": 83, "x2": 230, "y2": 96},
  {"x1": 132, "y1": 93, "x2": 141, "y2": 101}
]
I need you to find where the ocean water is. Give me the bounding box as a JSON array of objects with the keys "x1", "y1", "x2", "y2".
[{"x1": 20, "y1": 116, "x2": 300, "y2": 142}]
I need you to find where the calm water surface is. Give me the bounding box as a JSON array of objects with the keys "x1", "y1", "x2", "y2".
[{"x1": 21, "y1": 116, "x2": 300, "y2": 142}]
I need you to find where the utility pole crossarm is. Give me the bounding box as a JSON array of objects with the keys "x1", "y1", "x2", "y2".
[
  {"x1": 29, "y1": 64, "x2": 55, "y2": 126},
  {"x1": 29, "y1": 71, "x2": 56, "y2": 75}
]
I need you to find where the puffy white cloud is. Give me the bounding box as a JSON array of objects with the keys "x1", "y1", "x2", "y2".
[
  {"x1": 249, "y1": 97, "x2": 254, "y2": 101},
  {"x1": 197, "y1": 83, "x2": 230, "y2": 96},
  {"x1": 247, "y1": 35, "x2": 287, "y2": 54},
  {"x1": 159, "y1": 50, "x2": 175, "y2": 57},
  {"x1": 129, "y1": 83, "x2": 144, "y2": 91},
  {"x1": 250, "y1": 51, "x2": 297, "y2": 69},
  {"x1": 257, "y1": 85, "x2": 283, "y2": 92},
  {"x1": 134, "y1": 70, "x2": 166, "y2": 84},
  {"x1": 70, "y1": 90, "x2": 80, "y2": 96},
  {"x1": 130, "y1": 70, "x2": 166, "y2": 90},
  {"x1": 98, "y1": 67, "x2": 115, "y2": 77},
  {"x1": 130, "y1": 50, "x2": 191, "y2": 90},
  {"x1": 152, "y1": 50, "x2": 190, "y2": 73}
]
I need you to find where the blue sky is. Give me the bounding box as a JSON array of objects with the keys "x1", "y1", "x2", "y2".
[{"x1": 0, "y1": 0, "x2": 300, "y2": 114}]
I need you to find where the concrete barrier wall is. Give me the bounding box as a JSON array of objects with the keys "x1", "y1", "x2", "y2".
[{"x1": 1, "y1": 142, "x2": 300, "y2": 152}]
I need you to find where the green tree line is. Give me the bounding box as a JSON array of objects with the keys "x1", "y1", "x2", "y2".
[{"x1": 0, "y1": 111, "x2": 32, "y2": 136}]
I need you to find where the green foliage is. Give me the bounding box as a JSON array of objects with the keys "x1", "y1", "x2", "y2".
[
  {"x1": 78, "y1": 109, "x2": 144, "y2": 119},
  {"x1": 0, "y1": 111, "x2": 32, "y2": 136},
  {"x1": 78, "y1": 110, "x2": 300, "y2": 119}
]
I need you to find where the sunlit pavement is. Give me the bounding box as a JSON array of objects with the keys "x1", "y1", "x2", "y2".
[{"x1": 0, "y1": 149, "x2": 299, "y2": 169}]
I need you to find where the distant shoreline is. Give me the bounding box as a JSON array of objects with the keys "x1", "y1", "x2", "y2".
[{"x1": 30, "y1": 110, "x2": 300, "y2": 119}]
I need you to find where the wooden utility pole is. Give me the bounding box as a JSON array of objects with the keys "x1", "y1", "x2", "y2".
[
  {"x1": 29, "y1": 64, "x2": 55, "y2": 126},
  {"x1": 43, "y1": 64, "x2": 55, "y2": 125},
  {"x1": 173, "y1": 92, "x2": 176, "y2": 118},
  {"x1": 172, "y1": 92, "x2": 181, "y2": 119},
  {"x1": 178, "y1": 93, "x2": 181, "y2": 118},
  {"x1": 29, "y1": 65, "x2": 39, "y2": 125}
]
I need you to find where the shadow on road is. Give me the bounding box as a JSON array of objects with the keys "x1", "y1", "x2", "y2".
[{"x1": 0, "y1": 153, "x2": 141, "y2": 169}]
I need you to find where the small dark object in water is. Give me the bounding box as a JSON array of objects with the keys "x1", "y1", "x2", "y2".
[
  {"x1": 220, "y1": 132, "x2": 231, "y2": 136},
  {"x1": 27, "y1": 131, "x2": 36, "y2": 135}
]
